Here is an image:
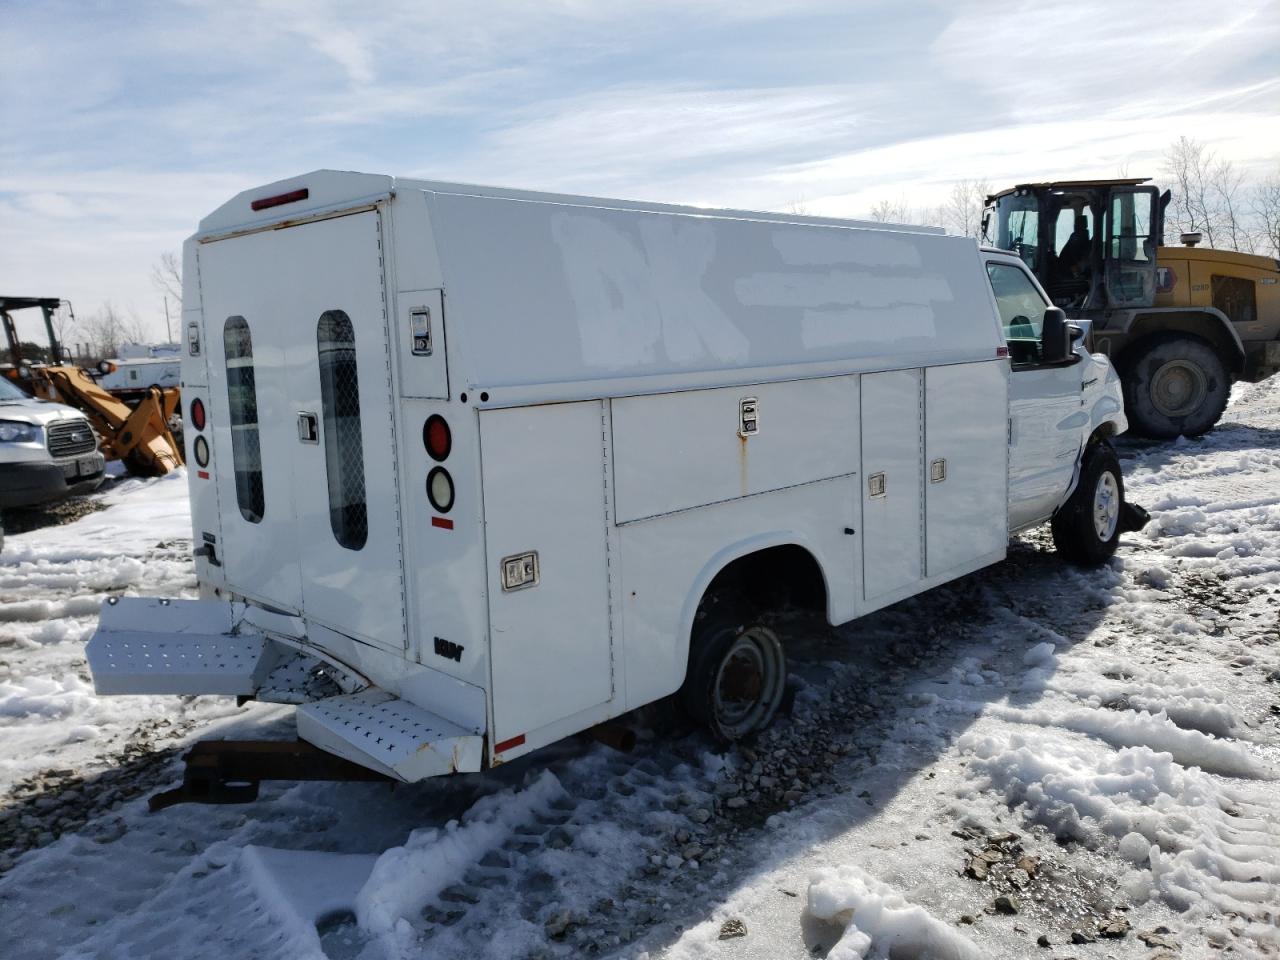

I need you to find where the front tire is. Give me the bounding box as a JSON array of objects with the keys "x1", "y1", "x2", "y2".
[
  {"x1": 1051, "y1": 441, "x2": 1125, "y2": 566},
  {"x1": 680, "y1": 616, "x2": 786, "y2": 742},
  {"x1": 1122, "y1": 333, "x2": 1229, "y2": 438}
]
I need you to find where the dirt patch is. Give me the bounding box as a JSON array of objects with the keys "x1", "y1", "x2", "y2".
[{"x1": 3, "y1": 495, "x2": 108, "y2": 535}]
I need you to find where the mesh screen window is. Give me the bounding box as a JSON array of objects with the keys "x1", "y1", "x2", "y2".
[
  {"x1": 223, "y1": 316, "x2": 265, "y2": 523},
  {"x1": 317, "y1": 310, "x2": 368, "y2": 551}
]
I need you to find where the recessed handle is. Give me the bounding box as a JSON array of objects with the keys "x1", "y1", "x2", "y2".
[{"x1": 297, "y1": 411, "x2": 319, "y2": 443}]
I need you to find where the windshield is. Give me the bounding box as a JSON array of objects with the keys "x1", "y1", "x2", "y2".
[
  {"x1": 0, "y1": 377, "x2": 31, "y2": 401},
  {"x1": 986, "y1": 195, "x2": 1041, "y2": 272}
]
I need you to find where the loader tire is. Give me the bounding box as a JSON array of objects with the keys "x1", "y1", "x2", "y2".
[
  {"x1": 1122, "y1": 334, "x2": 1229, "y2": 438},
  {"x1": 680, "y1": 616, "x2": 786, "y2": 742},
  {"x1": 1051, "y1": 440, "x2": 1125, "y2": 566}
]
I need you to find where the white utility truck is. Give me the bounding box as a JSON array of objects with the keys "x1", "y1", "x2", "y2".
[{"x1": 87, "y1": 171, "x2": 1143, "y2": 785}]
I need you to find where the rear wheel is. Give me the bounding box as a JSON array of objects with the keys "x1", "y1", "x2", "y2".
[
  {"x1": 1051, "y1": 441, "x2": 1125, "y2": 566},
  {"x1": 1122, "y1": 334, "x2": 1229, "y2": 438},
  {"x1": 680, "y1": 615, "x2": 786, "y2": 742}
]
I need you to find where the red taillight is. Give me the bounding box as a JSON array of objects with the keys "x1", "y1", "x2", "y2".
[
  {"x1": 424, "y1": 415, "x2": 451, "y2": 461},
  {"x1": 190, "y1": 397, "x2": 206, "y2": 431},
  {"x1": 250, "y1": 188, "x2": 309, "y2": 212}
]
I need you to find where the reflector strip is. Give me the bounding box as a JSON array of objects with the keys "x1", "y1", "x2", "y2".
[
  {"x1": 197, "y1": 470, "x2": 210, "y2": 479},
  {"x1": 250, "y1": 188, "x2": 309, "y2": 211},
  {"x1": 431, "y1": 516, "x2": 453, "y2": 530},
  {"x1": 495, "y1": 734, "x2": 525, "y2": 753}
]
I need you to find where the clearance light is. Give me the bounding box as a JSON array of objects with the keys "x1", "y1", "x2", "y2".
[
  {"x1": 427, "y1": 466, "x2": 455, "y2": 513},
  {"x1": 423, "y1": 415, "x2": 451, "y2": 461},
  {"x1": 250, "y1": 187, "x2": 309, "y2": 212},
  {"x1": 190, "y1": 397, "x2": 207, "y2": 431},
  {"x1": 193, "y1": 435, "x2": 210, "y2": 467}
]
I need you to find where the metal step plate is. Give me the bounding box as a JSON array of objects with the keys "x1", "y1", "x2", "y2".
[
  {"x1": 296, "y1": 690, "x2": 484, "y2": 782},
  {"x1": 87, "y1": 597, "x2": 269, "y2": 695}
]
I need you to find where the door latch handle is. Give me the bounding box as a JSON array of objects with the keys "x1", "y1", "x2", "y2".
[{"x1": 297, "y1": 411, "x2": 319, "y2": 443}]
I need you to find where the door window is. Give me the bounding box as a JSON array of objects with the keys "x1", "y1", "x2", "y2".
[
  {"x1": 1105, "y1": 189, "x2": 1158, "y2": 307},
  {"x1": 317, "y1": 310, "x2": 368, "y2": 551},
  {"x1": 986, "y1": 261, "x2": 1049, "y2": 359},
  {"x1": 223, "y1": 316, "x2": 265, "y2": 523}
]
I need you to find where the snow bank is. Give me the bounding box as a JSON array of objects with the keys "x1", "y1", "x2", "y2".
[
  {"x1": 356, "y1": 770, "x2": 567, "y2": 949},
  {"x1": 806, "y1": 864, "x2": 982, "y2": 960}
]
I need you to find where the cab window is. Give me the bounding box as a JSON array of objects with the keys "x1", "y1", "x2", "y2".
[{"x1": 987, "y1": 261, "x2": 1048, "y2": 365}]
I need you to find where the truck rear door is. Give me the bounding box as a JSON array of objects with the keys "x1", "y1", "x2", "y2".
[{"x1": 199, "y1": 210, "x2": 408, "y2": 654}]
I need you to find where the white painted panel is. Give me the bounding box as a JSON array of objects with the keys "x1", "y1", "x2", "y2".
[
  {"x1": 925, "y1": 362, "x2": 1009, "y2": 578},
  {"x1": 481, "y1": 402, "x2": 612, "y2": 741},
  {"x1": 428, "y1": 192, "x2": 1001, "y2": 392},
  {"x1": 611, "y1": 376, "x2": 859, "y2": 524},
  {"x1": 860, "y1": 369, "x2": 923, "y2": 601}
]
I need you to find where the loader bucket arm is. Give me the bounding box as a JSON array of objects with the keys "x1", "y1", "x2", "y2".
[{"x1": 35, "y1": 366, "x2": 183, "y2": 476}]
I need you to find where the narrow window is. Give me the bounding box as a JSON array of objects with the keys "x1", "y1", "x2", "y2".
[
  {"x1": 223, "y1": 316, "x2": 265, "y2": 523},
  {"x1": 317, "y1": 310, "x2": 367, "y2": 550}
]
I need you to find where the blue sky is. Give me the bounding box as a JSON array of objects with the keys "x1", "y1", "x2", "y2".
[{"x1": 2, "y1": 0, "x2": 1278, "y2": 342}]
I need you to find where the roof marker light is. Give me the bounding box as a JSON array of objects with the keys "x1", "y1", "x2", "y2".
[{"x1": 251, "y1": 188, "x2": 309, "y2": 212}]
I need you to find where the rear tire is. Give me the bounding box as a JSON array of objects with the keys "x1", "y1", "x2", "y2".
[
  {"x1": 1122, "y1": 334, "x2": 1229, "y2": 438},
  {"x1": 1051, "y1": 440, "x2": 1125, "y2": 566},
  {"x1": 680, "y1": 614, "x2": 786, "y2": 742}
]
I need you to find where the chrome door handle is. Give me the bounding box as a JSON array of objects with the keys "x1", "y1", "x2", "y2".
[{"x1": 297, "y1": 411, "x2": 319, "y2": 443}]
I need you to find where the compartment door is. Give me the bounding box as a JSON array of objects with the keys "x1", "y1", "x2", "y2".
[
  {"x1": 924, "y1": 362, "x2": 1009, "y2": 578},
  {"x1": 481, "y1": 402, "x2": 613, "y2": 742},
  {"x1": 199, "y1": 210, "x2": 408, "y2": 653},
  {"x1": 860, "y1": 369, "x2": 924, "y2": 603}
]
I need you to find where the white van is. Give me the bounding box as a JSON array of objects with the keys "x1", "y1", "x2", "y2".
[{"x1": 87, "y1": 172, "x2": 1142, "y2": 782}]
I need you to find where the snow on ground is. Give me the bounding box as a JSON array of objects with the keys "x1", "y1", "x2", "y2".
[{"x1": 1, "y1": 380, "x2": 1278, "y2": 960}]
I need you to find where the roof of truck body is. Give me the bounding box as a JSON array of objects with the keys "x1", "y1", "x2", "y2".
[{"x1": 197, "y1": 169, "x2": 945, "y2": 238}]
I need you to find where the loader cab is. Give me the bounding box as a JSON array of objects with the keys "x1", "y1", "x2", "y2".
[{"x1": 983, "y1": 179, "x2": 1169, "y2": 316}]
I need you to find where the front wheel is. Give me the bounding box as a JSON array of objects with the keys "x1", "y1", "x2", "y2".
[
  {"x1": 1122, "y1": 334, "x2": 1230, "y2": 438},
  {"x1": 1051, "y1": 441, "x2": 1126, "y2": 566},
  {"x1": 680, "y1": 617, "x2": 786, "y2": 742}
]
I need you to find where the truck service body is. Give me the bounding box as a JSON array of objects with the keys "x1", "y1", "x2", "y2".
[{"x1": 87, "y1": 171, "x2": 1133, "y2": 782}]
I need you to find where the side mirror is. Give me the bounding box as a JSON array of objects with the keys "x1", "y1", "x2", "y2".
[{"x1": 1040, "y1": 307, "x2": 1071, "y2": 363}]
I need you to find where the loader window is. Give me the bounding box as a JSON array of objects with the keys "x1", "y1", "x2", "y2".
[
  {"x1": 223, "y1": 316, "x2": 265, "y2": 523},
  {"x1": 317, "y1": 310, "x2": 368, "y2": 551}
]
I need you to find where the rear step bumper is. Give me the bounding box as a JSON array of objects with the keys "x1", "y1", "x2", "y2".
[{"x1": 86, "y1": 597, "x2": 484, "y2": 782}]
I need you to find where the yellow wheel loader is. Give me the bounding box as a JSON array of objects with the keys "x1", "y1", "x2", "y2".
[
  {"x1": 984, "y1": 179, "x2": 1280, "y2": 438},
  {"x1": 1, "y1": 296, "x2": 183, "y2": 476}
]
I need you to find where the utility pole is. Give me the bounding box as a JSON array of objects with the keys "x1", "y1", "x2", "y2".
[{"x1": 163, "y1": 296, "x2": 173, "y2": 344}]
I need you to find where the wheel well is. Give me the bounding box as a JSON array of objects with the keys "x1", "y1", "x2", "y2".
[
  {"x1": 1114, "y1": 314, "x2": 1242, "y2": 374},
  {"x1": 698, "y1": 544, "x2": 828, "y2": 618}
]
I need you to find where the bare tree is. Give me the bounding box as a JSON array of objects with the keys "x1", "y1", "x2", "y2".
[
  {"x1": 1162, "y1": 136, "x2": 1259, "y2": 252},
  {"x1": 1251, "y1": 166, "x2": 1280, "y2": 258},
  {"x1": 941, "y1": 179, "x2": 990, "y2": 238},
  {"x1": 151, "y1": 251, "x2": 183, "y2": 309},
  {"x1": 867, "y1": 198, "x2": 911, "y2": 223},
  {"x1": 80, "y1": 302, "x2": 151, "y2": 360}
]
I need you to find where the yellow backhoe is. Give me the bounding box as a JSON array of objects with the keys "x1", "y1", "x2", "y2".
[{"x1": 1, "y1": 296, "x2": 183, "y2": 477}]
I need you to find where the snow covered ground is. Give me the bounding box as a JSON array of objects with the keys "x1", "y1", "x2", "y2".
[{"x1": 1, "y1": 379, "x2": 1277, "y2": 960}]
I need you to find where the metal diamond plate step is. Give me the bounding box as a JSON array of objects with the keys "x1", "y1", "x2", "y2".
[
  {"x1": 88, "y1": 630, "x2": 268, "y2": 695},
  {"x1": 296, "y1": 690, "x2": 484, "y2": 782}
]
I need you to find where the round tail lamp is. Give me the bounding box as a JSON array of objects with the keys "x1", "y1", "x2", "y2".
[
  {"x1": 423, "y1": 415, "x2": 451, "y2": 461},
  {"x1": 193, "y1": 435, "x2": 210, "y2": 467},
  {"x1": 190, "y1": 397, "x2": 207, "y2": 431},
  {"x1": 427, "y1": 467, "x2": 455, "y2": 513}
]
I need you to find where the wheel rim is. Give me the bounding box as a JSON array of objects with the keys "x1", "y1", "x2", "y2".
[
  {"x1": 1150, "y1": 359, "x2": 1208, "y2": 418},
  {"x1": 1093, "y1": 470, "x2": 1120, "y2": 541},
  {"x1": 711, "y1": 626, "x2": 785, "y2": 739}
]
